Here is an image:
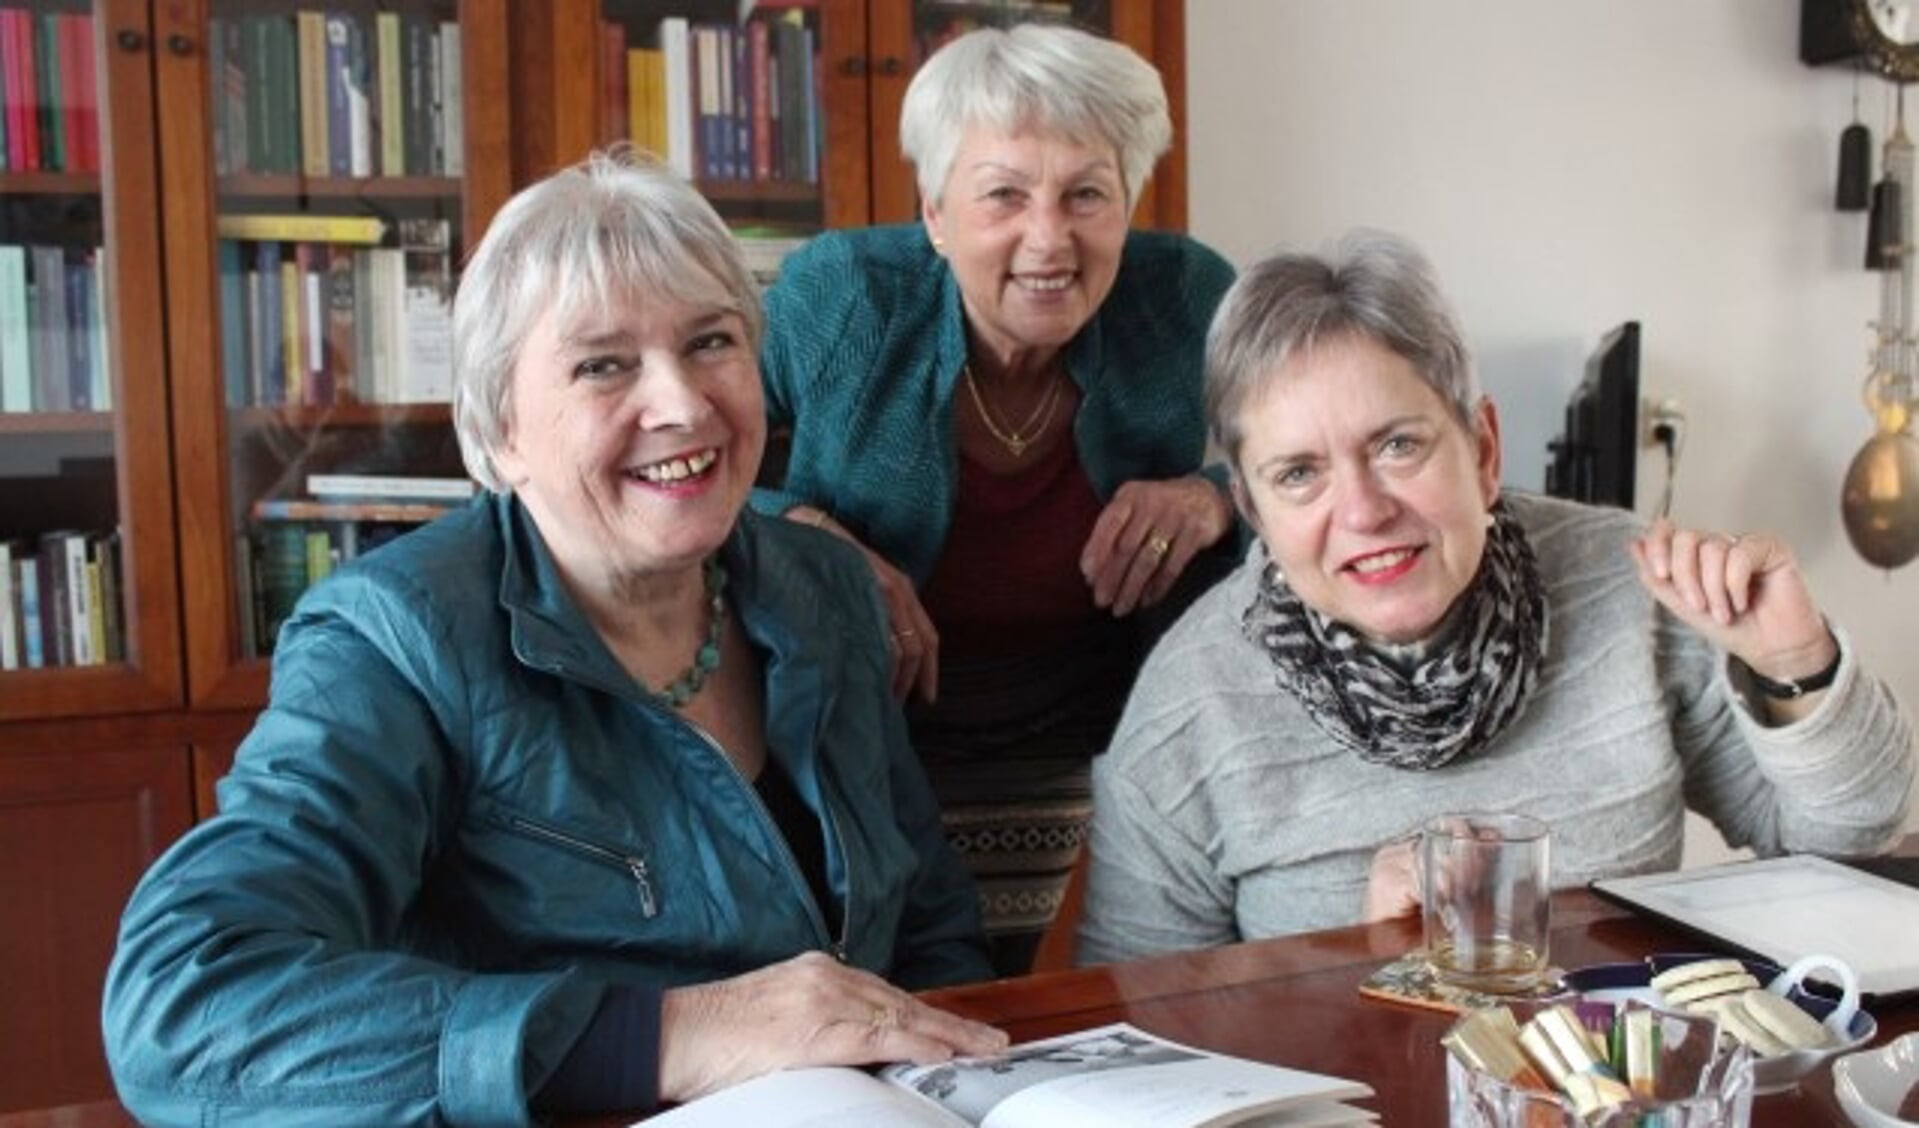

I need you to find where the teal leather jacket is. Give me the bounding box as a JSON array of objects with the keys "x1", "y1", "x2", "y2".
[
  {"x1": 102, "y1": 495, "x2": 989, "y2": 1127},
  {"x1": 753, "y1": 224, "x2": 1236, "y2": 585}
]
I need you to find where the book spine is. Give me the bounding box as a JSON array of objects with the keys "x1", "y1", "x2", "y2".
[
  {"x1": 234, "y1": 532, "x2": 259, "y2": 659},
  {"x1": 305, "y1": 472, "x2": 474, "y2": 501},
  {"x1": 438, "y1": 21, "x2": 462, "y2": 175},
  {"x1": 749, "y1": 21, "x2": 771, "y2": 182},
  {"x1": 30, "y1": 245, "x2": 68, "y2": 411},
  {"x1": 0, "y1": 541, "x2": 15, "y2": 670},
  {"x1": 218, "y1": 240, "x2": 250, "y2": 406},
  {"x1": 64, "y1": 532, "x2": 91, "y2": 665},
  {"x1": 84, "y1": 553, "x2": 105, "y2": 665},
  {"x1": 659, "y1": 17, "x2": 693, "y2": 180},
  {"x1": 402, "y1": 16, "x2": 431, "y2": 175},
  {"x1": 16, "y1": 554, "x2": 43, "y2": 668},
  {"x1": 375, "y1": 12, "x2": 403, "y2": 176},
  {"x1": 220, "y1": 19, "x2": 247, "y2": 173},
  {"x1": 35, "y1": 12, "x2": 63, "y2": 172},
  {"x1": 94, "y1": 532, "x2": 123, "y2": 664},
  {"x1": 215, "y1": 213, "x2": 386, "y2": 244},
  {"x1": 0, "y1": 245, "x2": 31, "y2": 411},
  {"x1": 280, "y1": 255, "x2": 303, "y2": 406},
  {"x1": 38, "y1": 534, "x2": 70, "y2": 667},
  {"x1": 325, "y1": 244, "x2": 356, "y2": 403},
  {"x1": 346, "y1": 14, "x2": 372, "y2": 177},
  {"x1": 298, "y1": 9, "x2": 329, "y2": 177},
  {"x1": 323, "y1": 12, "x2": 352, "y2": 176},
  {"x1": 299, "y1": 242, "x2": 327, "y2": 403},
  {"x1": 63, "y1": 250, "x2": 91, "y2": 411}
]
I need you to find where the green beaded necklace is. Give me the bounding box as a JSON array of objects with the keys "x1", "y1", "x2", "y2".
[{"x1": 657, "y1": 556, "x2": 727, "y2": 709}]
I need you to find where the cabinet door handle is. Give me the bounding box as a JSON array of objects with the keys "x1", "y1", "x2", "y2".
[
  {"x1": 115, "y1": 28, "x2": 145, "y2": 52},
  {"x1": 167, "y1": 34, "x2": 194, "y2": 57},
  {"x1": 876, "y1": 56, "x2": 903, "y2": 76},
  {"x1": 838, "y1": 55, "x2": 867, "y2": 77}
]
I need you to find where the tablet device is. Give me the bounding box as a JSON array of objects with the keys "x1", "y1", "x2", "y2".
[{"x1": 1590, "y1": 854, "x2": 1919, "y2": 999}]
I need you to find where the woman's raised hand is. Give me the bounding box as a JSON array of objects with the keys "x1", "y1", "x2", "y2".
[
  {"x1": 1628, "y1": 518, "x2": 1837, "y2": 696},
  {"x1": 657, "y1": 952, "x2": 1008, "y2": 1104},
  {"x1": 790, "y1": 507, "x2": 940, "y2": 703},
  {"x1": 1081, "y1": 477, "x2": 1235, "y2": 617}
]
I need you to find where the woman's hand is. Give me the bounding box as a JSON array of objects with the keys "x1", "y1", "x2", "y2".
[
  {"x1": 790, "y1": 507, "x2": 940, "y2": 703},
  {"x1": 1080, "y1": 477, "x2": 1235, "y2": 617},
  {"x1": 1363, "y1": 838, "x2": 1421, "y2": 923},
  {"x1": 1629, "y1": 518, "x2": 1838, "y2": 704},
  {"x1": 658, "y1": 952, "x2": 1009, "y2": 1104}
]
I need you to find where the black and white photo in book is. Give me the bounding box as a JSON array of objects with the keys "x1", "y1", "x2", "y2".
[{"x1": 642, "y1": 1022, "x2": 1376, "y2": 1128}]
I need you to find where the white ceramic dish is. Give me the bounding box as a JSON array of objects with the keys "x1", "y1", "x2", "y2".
[
  {"x1": 1559, "y1": 952, "x2": 1876, "y2": 1094},
  {"x1": 1836, "y1": 1032, "x2": 1919, "y2": 1128}
]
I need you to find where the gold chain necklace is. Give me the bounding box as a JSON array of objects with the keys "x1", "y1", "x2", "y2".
[{"x1": 963, "y1": 363, "x2": 1064, "y2": 458}]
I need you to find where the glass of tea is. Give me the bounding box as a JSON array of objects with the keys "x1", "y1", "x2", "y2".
[{"x1": 1420, "y1": 812, "x2": 1552, "y2": 994}]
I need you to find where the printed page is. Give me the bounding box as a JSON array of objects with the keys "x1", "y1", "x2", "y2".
[
  {"x1": 882, "y1": 1023, "x2": 1372, "y2": 1128},
  {"x1": 638, "y1": 1066, "x2": 968, "y2": 1128}
]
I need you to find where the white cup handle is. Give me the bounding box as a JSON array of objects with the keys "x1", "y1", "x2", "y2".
[{"x1": 1766, "y1": 953, "x2": 1860, "y2": 1036}]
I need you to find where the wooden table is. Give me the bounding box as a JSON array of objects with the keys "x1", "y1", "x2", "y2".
[{"x1": 7, "y1": 889, "x2": 1911, "y2": 1127}]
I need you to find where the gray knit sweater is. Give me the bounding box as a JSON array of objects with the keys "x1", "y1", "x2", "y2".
[{"x1": 1078, "y1": 492, "x2": 1916, "y2": 965}]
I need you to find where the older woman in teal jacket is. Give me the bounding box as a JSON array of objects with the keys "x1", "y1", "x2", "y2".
[
  {"x1": 101, "y1": 152, "x2": 1001, "y2": 1128},
  {"x1": 754, "y1": 24, "x2": 1237, "y2": 975}
]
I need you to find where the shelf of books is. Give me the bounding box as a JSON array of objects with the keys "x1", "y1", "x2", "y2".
[
  {"x1": 2, "y1": 3, "x2": 121, "y2": 676},
  {"x1": 597, "y1": 1, "x2": 831, "y2": 284}
]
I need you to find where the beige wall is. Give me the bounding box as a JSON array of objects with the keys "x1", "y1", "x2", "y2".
[{"x1": 1183, "y1": 0, "x2": 1918, "y2": 862}]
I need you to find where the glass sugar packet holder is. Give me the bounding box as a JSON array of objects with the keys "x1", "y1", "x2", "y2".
[{"x1": 1444, "y1": 1000, "x2": 1755, "y2": 1127}]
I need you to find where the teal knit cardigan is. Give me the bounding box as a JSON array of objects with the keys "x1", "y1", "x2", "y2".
[{"x1": 752, "y1": 223, "x2": 1236, "y2": 586}]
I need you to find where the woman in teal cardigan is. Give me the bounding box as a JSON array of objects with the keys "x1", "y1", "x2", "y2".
[{"x1": 754, "y1": 24, "x2": 1237, "y2": 974}]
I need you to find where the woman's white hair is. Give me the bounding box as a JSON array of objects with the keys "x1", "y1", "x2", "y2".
[
  {"x1": 451, "y1": 148, "x2": 761, "y2": 492},
  {"x1": 899, "y1": 23, "x2": 1170, "y2": 210}
]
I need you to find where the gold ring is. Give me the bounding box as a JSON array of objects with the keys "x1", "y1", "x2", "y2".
[
  {"x1": 896, "y1": 629, "x2": 918, "y2": 640},
  {"x1": 1147, "y1": 533, "x2": 1172, "y2": 558}
]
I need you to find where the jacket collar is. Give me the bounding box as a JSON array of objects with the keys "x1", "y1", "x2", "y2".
[{"x1": 491, "y1": 494, "x2": 830, "y2": 712}]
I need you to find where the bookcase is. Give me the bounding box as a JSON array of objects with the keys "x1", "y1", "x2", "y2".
[
  {"x1": 0, "y1": 0, "x2": 1185, "y2": 1112},
  {"x1": 0, "y1": 0, "x2": 510, "y2": 1109},
  {"x1": 510, "y1": 0, "x2": 1188, "y2": 235}
]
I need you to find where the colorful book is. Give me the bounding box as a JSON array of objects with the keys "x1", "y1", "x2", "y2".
[
  {"x1": 15, "y1": 553, "x2": 43, "y2": 669},
  {"x1": 323, "y1": 12, "x2": 353, "y2": 176},
  {"x1": 254, "y1": 498, "x2": 451, "y2": 523},
  {"x1": 297, "y1": 9, "x2": 329, "y2": 176},
  {"x1": 376, "y1": 12, "x2": 404, "y2": 175}
]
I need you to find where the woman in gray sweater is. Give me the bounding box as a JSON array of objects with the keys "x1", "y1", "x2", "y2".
[{"x1": 1077, "y1": 230, "x2": 1915, "y2": 965}]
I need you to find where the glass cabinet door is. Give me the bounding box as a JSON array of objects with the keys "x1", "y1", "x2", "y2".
[
  {"x1": 593, "y1": 0, "x2": 865, "y2": 273},
  {"x1": 161, "y1": 0, "x2": 509, "y2": 708},
  {"x1": 0, "y1": 0, "x2": 182, "y2": 721}
]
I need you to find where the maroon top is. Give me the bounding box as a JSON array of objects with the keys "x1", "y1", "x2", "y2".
[{"x1": 921, "y1": 436, "x2": 1106, "y2": 660}]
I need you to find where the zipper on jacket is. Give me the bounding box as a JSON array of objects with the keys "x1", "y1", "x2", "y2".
[
  {"x1": 685, "y1": 721, "x2": 850, "y2": 957},
  {"x1": 505, "y1": 816, "x2": 658, "y2": 918}
]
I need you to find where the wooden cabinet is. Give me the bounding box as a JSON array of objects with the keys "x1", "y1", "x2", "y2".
[
  {"x1": 0, "y1": 0, "x2": 1189, "y2": 1111},
  {"x1": 0, "y1": 0, "x2": 512, "y2": 1108},
  {"x1": 0, "y1": 734, "x2": 194, "y2": 1111},
  {"x1": 511, "y1": 0, "x2": 1188, "y2": 233}
]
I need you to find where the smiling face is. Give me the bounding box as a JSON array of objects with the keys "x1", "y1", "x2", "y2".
[
  {"x1": 1231, "y1": 333, "x2": 1502, "y2": 645},
  {"x1": 492, "y1": 290, "x2": 765, "y2": 591},
  {"x1": 921, "y1": 126, "x2": 1129, "y2": 368}
]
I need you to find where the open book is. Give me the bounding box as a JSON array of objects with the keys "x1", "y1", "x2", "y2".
[{"x1": 641, "y1": 1022, "x2": 1376, "y2": 1128}]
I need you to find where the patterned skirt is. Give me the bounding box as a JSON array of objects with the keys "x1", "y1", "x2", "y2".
[{"x1": 906, "y1": 618, "x2": 1140, "y2": 976}]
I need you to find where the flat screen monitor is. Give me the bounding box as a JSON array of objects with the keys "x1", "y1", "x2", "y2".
[{"x1": 1545, "y1": 322, "x2": 1639, "y2": 510}]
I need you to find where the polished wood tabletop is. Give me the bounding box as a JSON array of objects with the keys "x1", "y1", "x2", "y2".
[
  {"x1": 917, "y1": 888, "x2": 1916, "y2": 1127},
  {"x1": 7, "y1": 887, "x2": 1912, "y2": 1127}
]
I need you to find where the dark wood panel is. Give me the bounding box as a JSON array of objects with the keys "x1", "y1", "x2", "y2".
[{"x1": 0, "y1": 746, "x2": 193, "y2": 1113}]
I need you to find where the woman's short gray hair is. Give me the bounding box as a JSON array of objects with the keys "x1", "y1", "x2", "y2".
[
  {"x1": 1204, "y1": 229, "x2": 1479, "y2": 470},
  {"x1": 899, "y1": 23, "x2": 1170, "y2": 210},
  {"x1": 451, "y1": 148, "x2": 762, "y2": 491}
]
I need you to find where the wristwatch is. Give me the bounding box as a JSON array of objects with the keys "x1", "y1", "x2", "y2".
[{"x1": 1745, "y1": 650, "x2": 1842, "y2": 699}]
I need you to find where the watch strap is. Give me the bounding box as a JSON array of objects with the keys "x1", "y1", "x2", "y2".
[{"x1": 1745, "y1": 650, "x2": 1842, "y2": 700}]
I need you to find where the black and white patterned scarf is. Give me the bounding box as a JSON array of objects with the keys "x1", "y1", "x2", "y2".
[{"x1": 1240, "y1": 499, "x2": 1548, "y2": 770}]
